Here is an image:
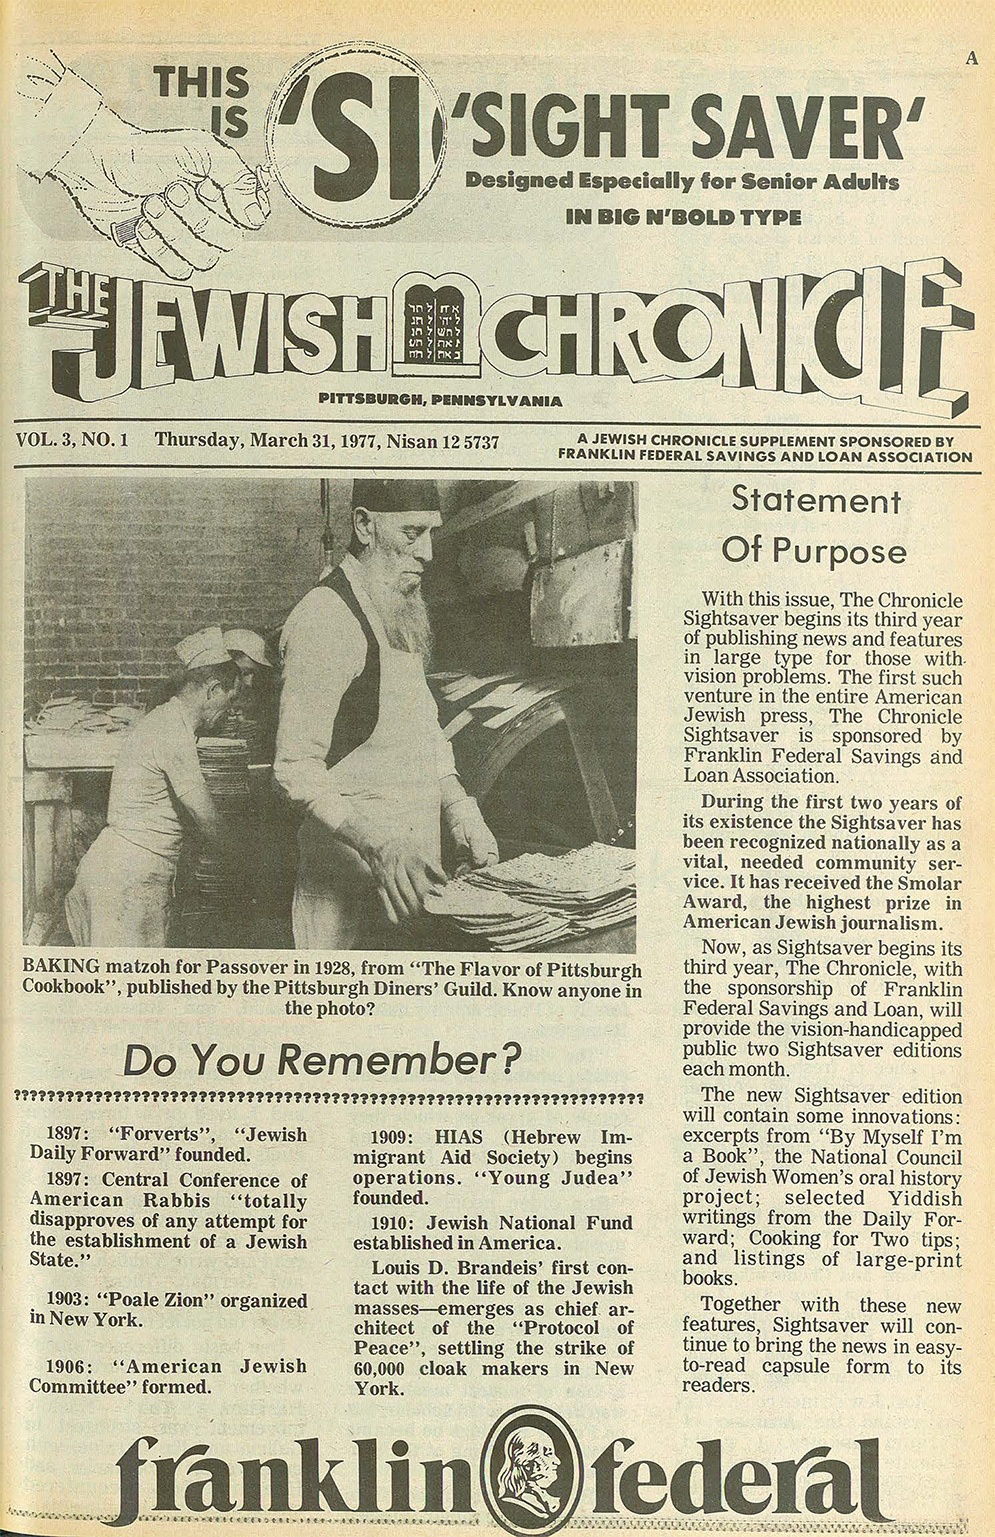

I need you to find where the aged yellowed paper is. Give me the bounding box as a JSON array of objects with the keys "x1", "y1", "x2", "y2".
[{"x1": 2, "y1": 1, "x2": 992, "y2": 1535}]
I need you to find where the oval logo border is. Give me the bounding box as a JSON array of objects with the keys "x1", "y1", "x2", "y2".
[{"x1": 265, "y1": 40, "x2": 448, "y2": 229}]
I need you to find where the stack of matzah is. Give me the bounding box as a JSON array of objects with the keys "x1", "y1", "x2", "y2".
[
  {"x1": 427, "y1": 843, "x2": 635, "y2": 949},
  {"x1": 185, "y1": 738, "x2": 252, "y2": 935}
]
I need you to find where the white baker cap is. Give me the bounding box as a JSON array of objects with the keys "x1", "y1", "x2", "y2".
[
  {"x1": 222, "y1": 628, "x2": 271, "y2": 666},
  {"x1": 175, "y1": 626, "x2": 231, "y2": 669}
]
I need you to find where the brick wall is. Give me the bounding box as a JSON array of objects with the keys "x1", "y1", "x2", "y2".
[{"x1": 24, "y1": 477, "x2": 350, "y2": 714}]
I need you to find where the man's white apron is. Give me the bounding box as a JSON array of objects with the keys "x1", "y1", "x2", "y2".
[
  {"x1": 292, "y1": 596, "x2": 442, "y2": 950},
  {"x1": 65, "y1": 827, "x2": 176, "y2": 946}
]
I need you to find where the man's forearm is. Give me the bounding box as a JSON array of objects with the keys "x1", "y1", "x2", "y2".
[
  {"x1": 440, "y1": 773, "x2": 471, "y2": 814},
  {"x1": 272, "y1": 756, "x2": 347, "y2": 829}
]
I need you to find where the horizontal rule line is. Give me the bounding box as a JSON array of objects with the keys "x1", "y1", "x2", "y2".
[
  {"x1": 11, "y1": 417, "x2": 984, "y2": 429},
  {"x1": 14, "y1": 463, "x2": 984, "y2": 475}
]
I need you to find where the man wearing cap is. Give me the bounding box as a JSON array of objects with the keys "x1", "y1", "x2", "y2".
[
  {"x1": 222, "y1": 626, "x2": 274, "y2": 753},
  {"x1": 222, "y1": 628, "x2": 272, "y2": 693},
  {"x1": 64, "y1": 627, "x2": 240, "y2": 946},
  {"x1": 274, "y1": 481, "x2": 499, "y2": 948}
]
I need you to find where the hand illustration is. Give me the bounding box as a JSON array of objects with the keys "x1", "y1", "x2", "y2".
[
  {"x1": 53, "y1": 108, "x2": 271, "y2": 279},
  {"x1": 17, "y1": 53, "x2": 270, "y2": 279}
]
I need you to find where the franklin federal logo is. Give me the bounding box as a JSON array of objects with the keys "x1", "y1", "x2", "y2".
[
  {"x1": 105, "y1": 1419, "x2": 892, "y2": 1527},
  {"x1": 266, "y1": 42, "x2": 447, "y2": 227},
  {"x1": 481, "y1": 1406, "x2": 584, "y2": 1536}
]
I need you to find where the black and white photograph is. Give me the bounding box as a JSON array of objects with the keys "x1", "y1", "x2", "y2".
[{"x1": 23, "y1": 476, "x2": 637, "y2": 952}]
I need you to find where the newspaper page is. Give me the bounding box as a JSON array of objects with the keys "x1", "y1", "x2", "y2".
[{"x1": 2, "y1": 1, "x2": 992, "y2": 1536}]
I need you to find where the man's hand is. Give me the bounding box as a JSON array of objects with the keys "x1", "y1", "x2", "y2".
[
  {"x1": 445, "y1": 797, "x2": 500, "y2": 875},
  {"x1": 53, "y1": 105, "x2": 270, "y2": 279},
  {"x1": 365, "y1": 836, "x2": 448, "y2": 926},
  {"x1": 335, "y1": 808, "x2": 447, "y2": 925}
]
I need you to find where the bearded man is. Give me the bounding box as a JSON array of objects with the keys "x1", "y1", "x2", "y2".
[{"x1": 273, "y1": 481, "x2": 499, "y2": 949}]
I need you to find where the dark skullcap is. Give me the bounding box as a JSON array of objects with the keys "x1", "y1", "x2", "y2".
[{"x1": 352, "y1": 480, "x2": 440, "y2": 513}]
